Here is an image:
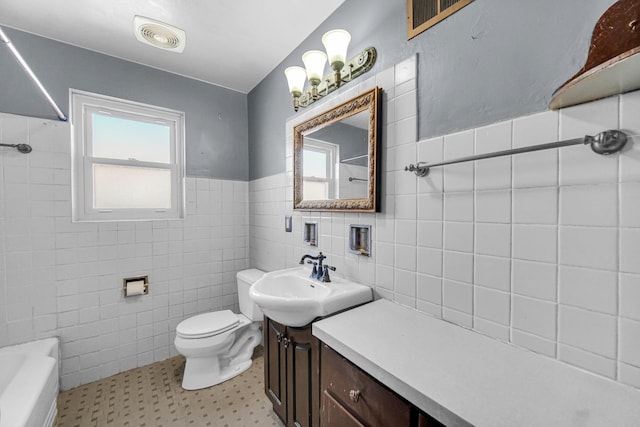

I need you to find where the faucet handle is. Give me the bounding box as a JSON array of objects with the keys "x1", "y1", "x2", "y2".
[
  {"x1": 322, "y1": 265, "x2": 336, "y2": 282},
  {"x1": 307, "y1": 261, "x2": 318, "y2": 277}
]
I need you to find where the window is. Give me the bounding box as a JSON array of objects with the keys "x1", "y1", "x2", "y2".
[
  {"x1": 71, "y1": 90, "x2": 184, "y2": 221},
  {"x1": 302, "y1": 139, "x2": 338, "y2": 200}
]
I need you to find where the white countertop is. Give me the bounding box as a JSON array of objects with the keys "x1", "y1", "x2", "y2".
[{"x1": 312, "y1": 299, "x2": 640, "y2": 427}]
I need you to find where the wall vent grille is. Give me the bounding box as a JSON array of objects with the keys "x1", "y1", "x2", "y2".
[{"x1": 407, "y1": 0, "x2": 474, "y2": 39}]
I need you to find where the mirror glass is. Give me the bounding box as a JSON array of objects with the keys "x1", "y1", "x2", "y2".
[{"x1": 293, "y1": 87, "x2": 381, "y2": 212}]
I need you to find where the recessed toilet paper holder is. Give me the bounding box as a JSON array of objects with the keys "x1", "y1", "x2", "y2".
[{"x1": 123, "y1": 275, "x2": 149, "y2": 297}]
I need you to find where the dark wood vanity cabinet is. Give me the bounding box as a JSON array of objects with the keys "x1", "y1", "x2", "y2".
[
  {"x1": 264, "y1": 319, "x2": 442, "y2": 427},
  {"x1": 320, "y1": 344, "x2": 443, "y2": 427},
  {"x1": 263, "y1": 317, "x2": 320, "y2": 427}
]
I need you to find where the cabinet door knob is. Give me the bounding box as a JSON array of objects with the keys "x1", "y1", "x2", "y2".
[
  {"x1": 349, "y1": 389, "x2": 361, "y2": 403},
  {"x1": 276, "y1": 333, "x2": 282, "y2": 343},
  {"x1": 283, "y1": 337, "x2": 290, "y2": 348}
]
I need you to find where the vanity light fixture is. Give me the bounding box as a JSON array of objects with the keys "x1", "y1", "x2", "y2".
[{"x1": 284, "y1": 29, "x2": 376, "y2": 112}]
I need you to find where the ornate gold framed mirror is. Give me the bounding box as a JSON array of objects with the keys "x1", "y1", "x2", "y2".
[{"x1": 293, "y1": 86, "x2": 381, "y2": 212}]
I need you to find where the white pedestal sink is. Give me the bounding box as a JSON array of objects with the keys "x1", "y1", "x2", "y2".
[{"x1": 249, "y1": 266, "x2": 373, "y2": 327}]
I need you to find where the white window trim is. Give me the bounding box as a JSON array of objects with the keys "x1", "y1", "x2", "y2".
[
  {"x1": 70, "y1": 89, "x2": 185, "y2": 222},
  {"x1": 303, "y1": 138, "x2": 339, "y2": 199}
]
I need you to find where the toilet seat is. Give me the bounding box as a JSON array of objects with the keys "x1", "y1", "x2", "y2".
[{"x1": 176, "y1": 310, "x2": 240, "y2": 339}]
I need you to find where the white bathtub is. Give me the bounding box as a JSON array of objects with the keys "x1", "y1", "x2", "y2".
[{"x1": 0, "y1": 338, "x2": 59, "y2": 427}]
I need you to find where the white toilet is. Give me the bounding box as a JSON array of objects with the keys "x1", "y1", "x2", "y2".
[{"x1": 174, "y1": 268, "x2": 265, "y2": 390}]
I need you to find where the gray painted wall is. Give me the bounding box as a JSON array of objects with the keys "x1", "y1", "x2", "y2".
[
  {"x1": 248, "y1": 0, "x2": 617, "y2": 180},
  {"x1": 0, "y1": 28, "x2": 248, "y2": 180}
]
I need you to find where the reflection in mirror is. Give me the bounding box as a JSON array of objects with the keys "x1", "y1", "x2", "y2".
[
  {"x1": 304, "y1": 109, "x2": 369, "y2": 200},
  {"x1": 293, "y1": 87, "x2": 381, "y2": 212}
]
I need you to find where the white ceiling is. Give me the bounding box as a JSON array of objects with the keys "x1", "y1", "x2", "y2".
[{"x1": 0, "y1": 0, "x2": 346, "y2": 93}]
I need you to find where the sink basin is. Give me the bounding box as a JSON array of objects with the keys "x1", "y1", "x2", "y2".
[{"x1": 249, "y1": 266, "x2": 373, "y2": 327}]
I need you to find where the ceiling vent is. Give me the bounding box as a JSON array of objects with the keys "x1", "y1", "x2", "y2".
[{"x1": 134, "y1": 16, "x2": 186, "y2": 53}]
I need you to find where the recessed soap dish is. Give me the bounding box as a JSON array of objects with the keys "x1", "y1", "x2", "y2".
[
  {"x1": 349, "y1": 224, "x2": 371, "y2": 256},
  {"x1": 304, "y1": 221, "x2": 318, "y2": 246}
]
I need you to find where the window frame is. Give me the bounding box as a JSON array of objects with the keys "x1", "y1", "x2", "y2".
[
  {"x1": 302, "y1": 138, "x2": 339, "y2": 200},
  {"x1": 70, "y1": 89, "x2": 185, "y2": 222}
]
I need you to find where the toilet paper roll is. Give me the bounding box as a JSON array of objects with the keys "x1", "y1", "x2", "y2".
[{"x1": 126, "y1": 280, "x2": 147, "y2": 296}]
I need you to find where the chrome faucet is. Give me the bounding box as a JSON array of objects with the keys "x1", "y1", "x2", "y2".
[
  {"x1": 299, "y1": 251, "x2": 326, "y2": 266},
  {"x1": 299, "y1": 252, "x2": 327, "y2": 280}
]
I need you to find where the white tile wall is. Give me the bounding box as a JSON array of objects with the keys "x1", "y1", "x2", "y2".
[
  {"x1": 0, "y1": 113, "x2": 249, "y2": 390},
  {"x1": 249, "y1": 56, "x2": 640, "y2": 390}
]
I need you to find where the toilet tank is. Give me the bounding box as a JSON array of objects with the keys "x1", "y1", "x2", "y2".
[{"x1": 237, "y1": 269, "x2": 265, "y2": 321}]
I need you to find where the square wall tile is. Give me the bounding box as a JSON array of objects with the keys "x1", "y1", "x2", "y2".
[
  {"x1": 512, "y1": 295, "x2": 557, "y2": 340},
  {"x1": 444, "y1": 192, "x2": 473, "y2": 222},
  {"x1": 558, "y1": 266, "x2": 617, "y2": 315},
  {"x1": 475, "y1": 287, "x2": 510, "y2": 325},
  {"x1": 417, "y1": 247, "x2": 442, "y2": 277},
  {"x1": 513, "y1": 149, "x2": 559, "y2": 189},
  {"x1": 560, "y1": 184, "x2": 617, "y2": 227},
  {"x1": 475, "y1": 190, "x2": 511, "y2": 224},
  {"x1": 512, "y1": 260, "x2": 557, "y2": 302},
  {"x1": 513, "y1": 111, "x2": 559, "y2": 148},
  {"x1": 443, "y1": 280, "x2": 472, "y2": 314},
  {"x1": 512, "y1": 225, "x2": 557, "y2": 263},
  {"x1": 417, "y1": 273, "x2": 442, "y2": 305},
  {"x1": 512, "y1": 187, "x2": 558, "y2": 225},
  {"x1": 395, "y1": 245, "x2": 416, "y2": 271},
  {"x1": 417, "y1": 193, "x2": 443, "y2": 221},
  {"x1": 395, "y1": 220, "x2": 417, "y2": 246},
  {"x1": 474, "y1": 255, "x2": 510, "y2": 292},
  {"x1": 475, "y1": 223, "x2": 511, "y2": 258},
  {"x1": 443, "y1": 222, "x2": 473, "y2": 253},
  {"x1": 417, "y1": 221, "x2": 442, "y2": 249},
  {"x1": 443, "y1": 251, "x2": 473, "y2": 284},
  {"x1": 558, "y1": 305, "x2": 617, "y2": 358},
  {"x1": 559, "y1": 226, "x2": 617, "y2": 271}
]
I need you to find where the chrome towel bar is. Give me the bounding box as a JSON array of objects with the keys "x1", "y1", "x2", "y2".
[{"x1": 405, "y1": 130, "x2": 628, "y2": 177}]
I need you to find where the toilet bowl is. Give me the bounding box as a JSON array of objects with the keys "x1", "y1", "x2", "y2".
[{"x1": 174, "y1": 268, "x2": 265, "y2": 390}]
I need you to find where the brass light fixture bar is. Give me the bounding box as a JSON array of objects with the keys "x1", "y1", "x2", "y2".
[
  {"x1": 294, "y1": 47, "x2": 376, "y2": 111},
  {"x1": 285, "y1": 28, "x2": 377, "y2": 112}
]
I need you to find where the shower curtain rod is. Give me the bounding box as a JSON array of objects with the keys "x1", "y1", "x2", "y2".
[
  {"x1": 0, "y1": 26, "x2": 67, "y2": 121},
  {"x1": 405, "y1": 130, "x2": 628, "y2": 177}
]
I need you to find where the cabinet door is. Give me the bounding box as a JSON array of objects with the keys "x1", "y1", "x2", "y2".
[
  {"x1": 321, "y1": 344, "x2": 411, "y2": 427},
  {"x1": 322, "y1": 390, "x2": 366, "y2": 427},
  {"x1": 287, "y1": 324, "x2": 320, "y2": 427},
  {"x1": 264, "y1": 317, "x2": 287, "y2": 423}
]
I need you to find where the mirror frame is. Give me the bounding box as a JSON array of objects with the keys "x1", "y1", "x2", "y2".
[{"x1": 293, "y1": 86, "x2": 381, "y2": 212}]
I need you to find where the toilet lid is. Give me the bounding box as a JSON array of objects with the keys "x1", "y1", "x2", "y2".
[{"x1": 176, "y1": 310, "x2": 240, "y2": 339}]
